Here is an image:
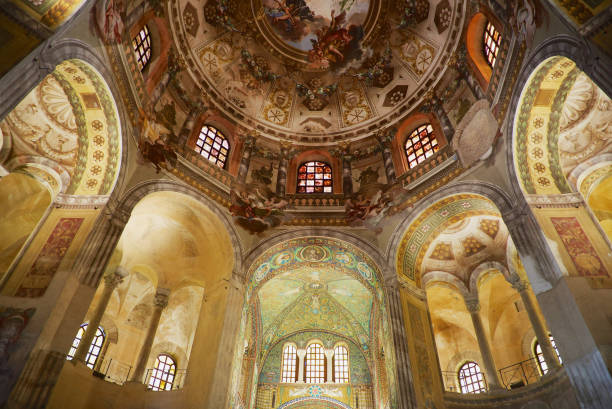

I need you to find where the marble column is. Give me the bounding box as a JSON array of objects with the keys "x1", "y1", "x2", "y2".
[
  {"x1": 511, "y1": 280, "x2": 561, "y2": 372},
  {"x1": 73, "y1": 268, "x2": 127, "y2": 363},
  {"x1": 177, "y1": 107, "x2": 201, "y2": 147},
  {"x1": 237, "y1": 133, "x2": 255, "y2": 183},
  {"x1": 131, "y1": 288, "x2": 170, "y2": 382},
  {"x1": 450, "y1": 47, "x2": 487, "y2": 101},
  {"x1": 276, "y1": 145, "x2": 289, "y2": 196},
  {"x1": 376, "y1": 130, "x2": 396, "y2": 184},
  {"x1": 325, "y1": 349, "x2": 334, "y2": 383},
  {"x1": 464, "y1": 297, "x2": 503, "y2": 391},
  {"x1": 297, "y1": 349, "x2": 306, "y2": 383},
  {"x1": 504, "y1": 205, "x2": 612, "y2": 408},
  {"x1": 423, "y1": 92, "x2": 454, "y2": 142},
  {"x1": 384, "y1": 277, "x2": 416, "y2": 409},
  {"x1": 342, "y1": 153, "x2": 353, "y2": 195}
]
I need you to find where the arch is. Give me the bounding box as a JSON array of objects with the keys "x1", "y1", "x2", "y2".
[
  {"x1": 187, "y1": 112, "x2": 242, "y2": 176},
  {"x1": 280, "y1": 343, "x2": 298, "y2": 383},
  {"x1": 468, "y1": 261, "x2": 512, "y2": 295},
  {"x1": 128, "y1": 10, "x2": 172, "y2": 94},
  {"x1": 465, "y1": 11, "x2": 503, "y2": 88},
  {"x1": 114, "y1": 179, "x2": 243, "y2": 277},
  {"x1": 287, "y1": 150, "x2": 342, "y2": 194},
  {"x1": 505, "y1": 35, "x2": 612, "y2": 200},
  {"x1": 277, "y1": 397, "x2": 353, "y2": 409},
  {"x1": 389, "y1": 185, "x2": 512, "y2": 286},
  {"x1": 8, "y1": 0, "x2": 88, "y2": 30},
  {"x1": 423, "y1": 271, "x2": 470, "y2": 298},
  {"x1": 391, "y1": 112, "x2": 447, "y2": 176}
]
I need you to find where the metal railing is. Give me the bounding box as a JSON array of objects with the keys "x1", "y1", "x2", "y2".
[
  {"x1": 144, "y1": 368, "x2": 187, "y2": 391},
  {"x1": 441, "y1": 371, "x2": 488, "y2": 393},
  {"x1": 95, "y1": 358, "x2": 133, "y2": 385},
  {"x1": 498, "y1": 357, "x2": 541, "y2": 390}
]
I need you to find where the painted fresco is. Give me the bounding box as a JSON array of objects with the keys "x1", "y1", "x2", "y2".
[
  {"x1": 551, "y1": 217, "x2": 609, "y2": 278},
  {"x1": 14, "y1": 217, "x2": 83, "y2": 297},
  {"x1": 263, "y1": 0, "x2": 369, "y2": 71}
]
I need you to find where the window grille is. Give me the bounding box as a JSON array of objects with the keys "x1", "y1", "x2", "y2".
[
  {"x1": 133, "y1": 25, "x2": 152, "y2": 71},
  {"x1": 458, "y1": 361, "x2": 487, "y2": 394},
  {"x1": 148, "y1": 354, "x2": 176, "y2": 391},
  {"x1": 483, "y1": 21, "x2": 502, "y2": 68},
  {"x1": 297, "y1": 161, "x2": 332, "y2": 193},
  {"x1": 195, "y1": 125, "x2": 230, "y2": 169},
  {"x1": 405, "y1": 124, "x2": 438, "y2": 169}
]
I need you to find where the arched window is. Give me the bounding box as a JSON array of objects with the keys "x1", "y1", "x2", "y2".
[
  {"x1": 305, "y1": 343, "x2": 325, "y2": 383},
  {"x1": 195, "y1": 125, "x2": 230, "y2": 169},
  {"x1": 297, "y1": 161, "x2": 332, "y2": 193},
  {"x1": 132, "y1": 25, "x2": 152, "y2": 71},
  {"x1": 534, "y1": 336, "x2": 562, "y2": 375},
  {"x1": 483, "y1": 21, "x2": 502, "y2": 68},
  {"x1": 333, "y1": 345, "x2": 349, "y2": 383},
  {"x1": 66, "y1": 323, "x2": 105, "y2": 369},
  {"x1": 458, "y1": 361, "x2": 486, "y2": 394},
  {"x1": 281, "y1": 344, "x2": 297, "y2": 383},
  {"x1": 148, "y1": 354, "x2": 177, "y2": 391},
  {"x1": 405, "y1": 124, "x2": 438, "y2": 169}
]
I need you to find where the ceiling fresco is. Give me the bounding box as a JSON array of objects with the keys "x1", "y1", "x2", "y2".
[{"x1": 171, "y1": 0, "x2": 465, "y2": 143}]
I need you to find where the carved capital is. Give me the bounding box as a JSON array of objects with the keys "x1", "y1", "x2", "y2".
[
  {"x1": 104, "y1": 267, "x2": 128, "y2": 289},
  {"x1": 464, "y1": 297, "x2": 480, "y2": 313},
  {"x1": 154, "y1": 288, "x2": 171, "y2": 309},
  {"x1": 511, "y1": 279, "x2": 529, "y2": 293}
]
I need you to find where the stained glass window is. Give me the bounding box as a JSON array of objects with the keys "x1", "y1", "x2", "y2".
[
  {"x1": 535, "y1": 335, "x2": 562, "y2": 375},
  {"x1": 483, "y1": 21, "x2": 502, "y2": 68},
  {"x1": 281, "y1": 344, "x2": 297, "y2": 383},
  {"x1": 458, "y1": 361, "x2": 487, "y2": 394},
  {"x1": 305, "y1": 343, "x2": 325, "y2": 383},
  {"x1": 297, "y1": 161, "x2": 332, "y2": 193},
  {"x1": 333, "y1": 345, "x2": 349, "y2": 383},
  {"x1": 66, "y1": 323, "x2": 105, "y2": 369},
  {"x1": 148, "y1": 354, "x2": 176, "y2": 391},
  {"x1": 405, "y1": 124, "x2": 438, "y2": 169},
  {"x1": 133, "y1": 25, "x2": 152, "y2": 71},
  {"x1": 195, "y1": 125, "x2": 230, "y2": 169}
]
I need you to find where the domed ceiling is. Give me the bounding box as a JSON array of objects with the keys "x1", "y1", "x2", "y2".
[{"x1": 170, "y1": 0, "x2": 465, "y2": 144}]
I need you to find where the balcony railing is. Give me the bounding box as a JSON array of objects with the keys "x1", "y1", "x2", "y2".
[
  {"x1": 441, "y1": 371, "x2": 488, "y2": 393},
  {"x1": 498, "y1": 357, "x2": 541, "y2": 390},
  {"x1": 144, "y1": 368, "x2": 187, "y2": 391},
  {"x1": 95, "y1": 358, "x2": 132, "y2": 385}
]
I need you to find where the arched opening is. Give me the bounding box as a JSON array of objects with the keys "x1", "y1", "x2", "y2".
[
  {"x1": 0, "y1": 58, "x2": 122, "y2": 290},
  {"x1": 229, "y1": 236, "x2": 390, "y2": 409},
  {"x1": 512, "y1": 55, "x2": 612, "y2": 375}
]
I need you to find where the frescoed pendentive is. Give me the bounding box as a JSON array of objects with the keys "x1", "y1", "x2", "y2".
[{"x1": 262, "y1": 0, "x2": 370, "y2": 71}]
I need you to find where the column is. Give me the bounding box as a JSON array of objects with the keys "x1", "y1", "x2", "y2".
[
  {"x1": 177, "y1": 107, "x2": 201, "y2": 146},
  {"x1": 131, "y1": 288, "x2": 170, "y2": 382},
  {"x1": 450, "y1": 47, "x2": 486, "y2": 101},
  {"x1": 511, "y1": 279, "x2": 561, "y2": 371},
  {"x1": 150, "y1": 50, "x2": 183, "y2": 107},
  {"x1": 504, "y1": 205, "x2": 612, "y2": 408},
  {"x1": 384, "y1": 277, "x2": 416, "y2": 409},
  {"x1": 342, "y1": 152, "x2": 353, "y2": 195},
  {"x1": 325, "y1": 349, "x2": 334, "y2": 383},
  {"x1": 376, "y1": 129, "x2": 396, "y2": 184},
  {"x1": 276, "y1": 145, "x2": 289, "y2": 196},
  {"x1": 422, "y1": 91, "x2": 454, "y2": 142},
  {"x1": 237, "y1": 132, "x2": 256, "y2": 183},
  {"x1": 73, "y1": 268, "x2": 127, "y2": 363},
  {"x1": 297, "y1": 349, "x2": 306, "y2": 383},
  {"x1": 464, "y1": 297, "x2": 503, "y2": 391}
]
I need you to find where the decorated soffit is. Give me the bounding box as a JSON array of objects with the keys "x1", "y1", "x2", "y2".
[
  {"x1": 421, "y1": 215, "x2": 508, "y2": 284},
  {"x1": 170, "y1": 0, "x2": 464, "y2": 144},
  {"x1": 247, "y1": 237, "x2": 383, "y2": 351},
  {"x1": 0, "y1": 59, "x2": 121, "y2": 196},
  {"x1": 514, "y1": 56, "x2": 612, "y2": 196},
  {"x1": 396, "y1": 194, "x2": 500, "y2": 285}
]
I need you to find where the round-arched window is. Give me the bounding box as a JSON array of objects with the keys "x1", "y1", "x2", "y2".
[
  {"x1": 297, "y1": 161, "x2": 332, "y2": 193},
  {"x1": 148, "y1": 354, "x2": 177, "y2": 391},
  {"x1": 458, "y1": 361, "x2": 486, "y2": 394},
  {"x1": 405, "y1": 124, "x2": 438, "y2": 169},
  {"x1": 195, "y1": 125, "x2": 230, "y2": 169}
]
